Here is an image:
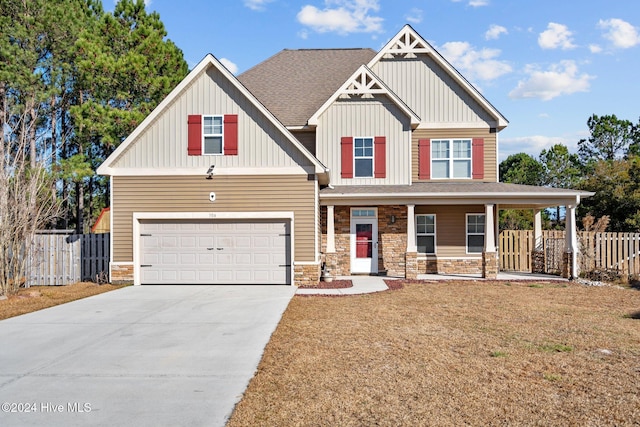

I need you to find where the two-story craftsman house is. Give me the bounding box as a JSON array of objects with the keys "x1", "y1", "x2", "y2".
[{"x1": 98, "y1": 25, "x2": 591, "y2": 287}]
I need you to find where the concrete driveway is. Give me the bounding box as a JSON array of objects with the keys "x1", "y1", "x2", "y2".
[{"x1": 0, "y1": 285, "x2": 295, "y2": 427}]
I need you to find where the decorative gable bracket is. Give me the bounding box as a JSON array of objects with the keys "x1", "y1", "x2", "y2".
[
  {"x1": 308, "y1": 65, "x2": 420, "y2": 127},
  {"x1": 343, "y1": 69, "x2": 387, "y2": 95},
  {"x1": 384, "y1": 28, "x2": 432, "y2": 57}
]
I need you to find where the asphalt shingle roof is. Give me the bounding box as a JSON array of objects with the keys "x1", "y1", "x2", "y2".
[
  {"x1": 320, "y1": 182, "x2": 593, "y2": 196},
  {"x1": 238, "y1": 48, "x2": 377, "y2": 127}
]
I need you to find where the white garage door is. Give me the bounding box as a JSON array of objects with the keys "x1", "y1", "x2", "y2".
[{"x1": 139, "y1": 219, "x2": 291, "y2": 285}]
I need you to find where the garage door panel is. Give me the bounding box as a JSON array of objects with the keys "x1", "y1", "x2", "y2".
[{"x1": 140, "y1": 219, "x2": 290, "y2": 285}]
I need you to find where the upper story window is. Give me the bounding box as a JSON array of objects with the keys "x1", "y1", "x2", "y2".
[
  {"x1": 354, "y1": 137, "x2": 374, "y2": 177},
  {"x1": 187, "y1": 114, "x2": 238, "y2": 157},
  {"x1": 467, "y1": 214, "x2": 485, "y2": 253},
  {"x1": 416, "y1": 214, "x2": 436, "y2": 254},
  {"x1": 340, "y1": 136, "x2": 386, "y2": 179},
  {"x1": 203, "y1": 115, "x2": 223, "y2": 155},
  {"x1": 432, "y1": 139, "x2": 471, "y2": 179}
]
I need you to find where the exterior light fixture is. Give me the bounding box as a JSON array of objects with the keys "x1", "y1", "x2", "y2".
[{"x1": 206, "y1": 165, "x2": 215, "y2": 180}]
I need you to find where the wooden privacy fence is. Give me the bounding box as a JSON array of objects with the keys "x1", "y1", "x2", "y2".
[
  {"x1": 26, "y1": 232, "x2": 110, "y2": 286},
  {"x1": 500, "y1": 230, "x2": 640, "y2": 276}
]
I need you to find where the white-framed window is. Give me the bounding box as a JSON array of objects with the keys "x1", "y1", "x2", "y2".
[
  {"x1": 203, "y1": 115, "x2": 223, "y2": 155},
  {"x1": 466, "y1": 214, "x2": 485, "y2": 253},
  {"x1": 354, "y1": 137, "x2": 374, "y2": 177},
  {"x1": 432, "y1": 139, "x2": 472, "y2": 179},
  {"x1": 416, "y1": 214, "x2": 436, "y2": 254},
  {"x1": 351, "y1": 208, "x2": 376, "y2": 218}
]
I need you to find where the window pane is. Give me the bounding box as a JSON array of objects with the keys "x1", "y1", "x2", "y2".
[
  {"x1": 432, "y1": 140, "x2": 449, "y2": 159},
  {"x1": 355, "y1": 158, "x2": 373, "y2": 177},
  {"x1": 453, "y1": 140, "x2": 471, "y2": 158},
  {"x1": 468, "y1": 235, "x2": 484, "y2": 253},
  {"x1": 453, "y1": 160, "x2": 471, "y2": 178},
  {"x1": 203, "y1": 116, "x2": 214, "y2": 134},
  {"x1": 432, "y1": 160, "x2": 449, "y2": 178},
  {"x1": 213, "y1": 116, "x2": 222, "y2": 134},
  {"x1": 204, "y1": 136, "x2": 222, "y2": 154},
  {"x1": 467, "y1": 215, "x2": 484, "y2": 233},
  {"x1": 417, "y1": 235, "x2": 435, "y2": 254}
]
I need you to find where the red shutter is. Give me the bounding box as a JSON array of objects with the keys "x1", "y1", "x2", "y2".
[
  {"x1": 374, "y1": 136, "x2": 386, "y2": 178},
  {"x1": 472, "y1": 138, "x2": 484, "y2": 179},
  {"x1": 341, "y1": 137, "x2": 353, "y2": 178},
  {"x1": 418, "y1": 139, "x2": 431, "y2": 179},
  {"x1": 187, "y1": 115, "x2": 202, "y2": 156},
  {"x1": 224, "y1": 114, "x2": 238, "y2": 155}
]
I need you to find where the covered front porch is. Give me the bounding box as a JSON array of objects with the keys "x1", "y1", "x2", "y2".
[{"x1": 320, "y1": 182, "x2": 594, "y2": 280}]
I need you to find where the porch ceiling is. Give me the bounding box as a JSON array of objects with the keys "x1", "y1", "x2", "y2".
[{"x1": 319, "y1": 182, "x2": 594, "y2": 208}]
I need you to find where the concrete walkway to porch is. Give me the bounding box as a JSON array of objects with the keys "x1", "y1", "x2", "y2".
[{"x1": 296, "y1": 272, "x2": 567, "y2": 296}]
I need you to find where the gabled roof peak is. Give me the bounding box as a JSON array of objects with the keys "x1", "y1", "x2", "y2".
[
  {"x1": 308, "y1": 64, "x2": 420, "y2": 127},
  {"x1": 367, "y1": 24, "x2": 508, "y2": 129}
]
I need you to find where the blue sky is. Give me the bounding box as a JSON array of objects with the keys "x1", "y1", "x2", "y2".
[{"x1": 117, "y1": 0, "x2": 640, "y2": 161}]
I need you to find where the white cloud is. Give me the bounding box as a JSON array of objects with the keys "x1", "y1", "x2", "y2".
[
  {"x1": 220, "y1": 58, "x2": 238, "y2": 75},
  {"x1": 538, "y1": 23, "x2": 576, "y2": 50},
  {"x1": 485, "y1": 24, "x2": 507, "y2": 40},
  {"x1": 589, "y1": 44, "x2": 603, "y2": 53},
  {"x1": 499, "y1": 135, "x2": 573, "y2": 160},
  {"x1": 405, "y1": 8, "x2": 423, "y2": 24},
  {"x1": 451, "y1": 0, "x2": 489, "y2": 6},
  {"x1": 597, "y1": 18, "x2": 640, "y2": 49},
  {"x1": 439, "y1": 41, "x2": 512, "y2": 82},
  {"x1": 509, "y1": 60, "x2": 594, "y2": 101},
  {"x1": 244, "y1": 0, "x2": 274, "y2": 11},
  {"x1": 297, "y1": 0, "x2": 383, "y2": 35}
]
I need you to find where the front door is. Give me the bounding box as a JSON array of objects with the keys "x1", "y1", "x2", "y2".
[{"x1": 350, "y1": 211, "x2": 378, "y2": 274}]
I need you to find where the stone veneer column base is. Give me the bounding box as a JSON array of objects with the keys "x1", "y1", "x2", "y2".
[
  {"x1": 324, "y1": 253, "x2": 339, "y2": 278},
  {"x1": 561, "y1": 252, "x2": 573, "y2": 279},
  {"x1": 110, "y1": 263, "x2": 134, "y2": 284},
  {"x1": 532, "y1": 250, "x2": 545, "y2": 274},
  {"x1": 405, "y1": 252, "x2": 418, "y2": 279},
  {"x1": 482, "y1": 252, "x2": 499, "y2": 279},
  {"x1": 294, "y1": 263, "x2": 321, "y2": 287}
]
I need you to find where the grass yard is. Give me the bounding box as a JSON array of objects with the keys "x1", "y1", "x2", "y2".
[
  {"x1": 228, "y1": 281, "x2": 640, "y2": 426},
  {"x1": 0, "y1": 282, "x2": 128, "y2": 320}
]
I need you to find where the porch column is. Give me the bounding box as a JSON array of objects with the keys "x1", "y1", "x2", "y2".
[
  {"x1": 534, "y1": 209, "x2": 543, "y2": 247},
  {"x1": 484, "y1": 204, "x2": 496, "y2": 252},
  {"x1": 326, "y1": 205, "x2": 336, "y2": 253},
  {"x1": 483, "y1": 204, "x2": 498, "y2": 279},
  {"x1": 406, "y1": 204, "x2": 416, "y2": 252},
  {"x1": 405, "y1": 204, "x2": 418, "y2": 279},
  {"x1": 532, "y1": 209, "x2": 545, "y2": 273},
  {"x1": 564, "y1": 204, "x2": 579, "y2": 279}
]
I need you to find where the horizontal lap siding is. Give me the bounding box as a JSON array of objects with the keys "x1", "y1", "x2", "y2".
[
  {"x1": 112, "y1": 175, "x2": 316, "y2": 263},
  {"x1": 416, "y1": 205, "x2": 484, "y2": 257},
  {"x1": 412, "y1": 128, "x2": 496, "y2": 182}
]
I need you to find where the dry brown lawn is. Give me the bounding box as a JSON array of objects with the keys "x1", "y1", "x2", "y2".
[
  {"x1": 0, "y1": 282, "x2": 128, "y2": 320},
  {"x1": 228, "y1": 281, "x2": 640, "y2": 426}
]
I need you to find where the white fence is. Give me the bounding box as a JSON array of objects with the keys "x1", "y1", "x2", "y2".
[{"x1": 25, "y1": 232, "x2": 110, "y2": 286}]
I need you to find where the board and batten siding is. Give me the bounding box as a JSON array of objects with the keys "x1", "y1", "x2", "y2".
[
  {"x1": 316, "y1": 97, "x2": 411, "y2": 186},
  {"x1": 111, "y1": 66, "x2": 313, "y2": 170},
  {"x1": 416, "y1": 205, "x2": 484, "y2": 258},
  {"x1": 411, "y1": 128, "x2": 497, "y2": 182},
  {"x1": 112, "y1": 175, "x2": 317, "y2": 263},
  {"x1": 372, "y1": 57, "x2": 496, "y2": 126}
]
